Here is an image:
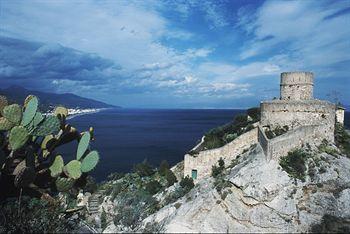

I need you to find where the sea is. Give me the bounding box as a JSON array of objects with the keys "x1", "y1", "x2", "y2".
[{"x1": 63, "y1": 108, "x2": 350, "y2": 182}]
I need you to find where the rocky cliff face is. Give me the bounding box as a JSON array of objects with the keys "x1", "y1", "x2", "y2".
[{"x1": 140, "y1": 145, "x2": 350, "y2": 233}]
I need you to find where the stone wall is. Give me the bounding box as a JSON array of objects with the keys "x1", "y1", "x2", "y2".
[
  {"x1": 184, "y1": 128, "x2": 258, "y2": 181},
  {"x1": 336, "y1": 108, "x2": 345, "y2": 125},
  {"x1": 260, "y1": 100, "x2": 335, "y2": 141},
  {"x1": 280, "y1": 72, "x2": 314, "y2": 100}
]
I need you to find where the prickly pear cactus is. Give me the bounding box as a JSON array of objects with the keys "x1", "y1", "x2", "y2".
[
  {"x1": 0, "y1": 95, "x2": 8, "y2": 114},
  {"x1": 23, "y1": 95, "x2": 35, "y2": 108},
  {"x1": 0, "y1": 117, "x2": 15, "y2": 131},
  {"x1": 2, "y1": 104, "x2": 22, "y2": 125},
  {"x1": 32, "y1": 112, "x2": 44, "y2": 128},
  {"x1": 49, "y1": 155, "x2": 64, "y2": 177},
  {"x1": 77, "y1": 132, "x2": 90, "y2": 160},
  {"x1": 64, "y1": 160, "x2": 82, "y2": 179},
  {"x1": 56, "y1": 177, "x2": 75, "y2": 192},
  {"x1": 32, "y1": 115, "x2": 60, "y2": 136},
  {"x1": 21, "y1": 96, "x2": 38, "y2": 126},
  {"x1": 14, "y1": 166, "x2": 36, "y2": 188},
  {"x1": 9, "y1": 126, "x2": 29, "y2": 151},
  {"x1": 81, "y1": 151, "x2": 99, "y2": 173},
  {"x1": 54, "y1": 106, "x2": 68, "y2": 117}
]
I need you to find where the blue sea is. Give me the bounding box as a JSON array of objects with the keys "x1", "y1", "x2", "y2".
[{"x1": 64, "y1": 109, "x2": 350, "y2": 182}]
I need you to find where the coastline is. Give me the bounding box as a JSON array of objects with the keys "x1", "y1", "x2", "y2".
[{"x1": 66, "y1": 108, "x2": 110, "y2": 119}]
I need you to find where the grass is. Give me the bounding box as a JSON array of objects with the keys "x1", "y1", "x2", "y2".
[{"x1": 279, "y1": 149, "x2": 309, "y2": 181}]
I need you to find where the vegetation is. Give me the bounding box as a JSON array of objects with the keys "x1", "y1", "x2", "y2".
[
  {"x1": 0, "y1": 196, "x2": 73, "y2": 233},
  {"x1": 279, "y1": 149, "x2": 309, "y2": 181},
  {"x1": 310, "y1": 214, "x2": 350, "y2": 233},
  {"x1": 335, "y1": 123, "x2": 350, "y2": 157},
  {"x1": 265, "y1": 125, "x2": 289, "y2": 139},
  {"x1": 0, "y1": 95, "x2": 100, "y2": 232},
  {"x1": 211, "y1": 157, "x2": 225, "y2": 178},
  {"x1": 199, "y1": 108, "x2": 260, "y2": 151},
  {"x1": 133, "y1": 160, "x2": 155, "y2": 177}
]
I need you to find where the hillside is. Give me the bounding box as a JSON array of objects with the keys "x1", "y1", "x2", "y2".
[{"x1": 0, "y1": 85, "x2": 118, "y2": 110}]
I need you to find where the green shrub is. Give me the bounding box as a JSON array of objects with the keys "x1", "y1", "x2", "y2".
[
  {"x1": 159, "y1": 160, "x2": 170, "y2": 176},
  {"x1": 165, "y1": 169, "x2": 177, "y2": 187},
  {"x1": 279, "y1": 149, "x2": 309, "y2": 181},
  {"x1": 247, "y1": 107, "x2": 260, "y2": 121},
  {"x1": 0, "y1": 196, "x2": 71, "y2": 233},
  {"x1": 145, "y1": 180, "x2": 163, "y2": 195},
  {"x1": 101, "y1": 208, "x2": 107, "y2": 230},
  {"x1": 335, "y1": 123, "x2": 350, "y2": 157},
  {"x1": 211, "y1": 158, "x2": 225, "y2": 178},
  {"x1": 133, "y1": 160, "x2": 155, "y2": 177},
  {"x1": 179, "y1": 176, "x2": 194, "y2": 192},
  {"x1": 310, "y1": 214, "x2": 350, "y2": 233}
]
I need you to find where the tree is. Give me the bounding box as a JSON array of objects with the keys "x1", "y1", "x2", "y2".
[
  {"x1": 133, "y1": 160, "x2": 154, "y2": 177},
  {"x1": 159, "y1": 160, "x2": 170, "y2": 176},
  {"x1": 165, "y1": 169, "x2": 177, "y2": 187}
]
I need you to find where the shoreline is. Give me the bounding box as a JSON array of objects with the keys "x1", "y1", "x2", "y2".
[{"x1": 67, "y1": 108, "x2": 110, "y2": 119}]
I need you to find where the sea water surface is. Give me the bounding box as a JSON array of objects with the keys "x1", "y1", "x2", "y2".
[{"x1": 64, "y1": 109, "x2": 350, "y2": 182}]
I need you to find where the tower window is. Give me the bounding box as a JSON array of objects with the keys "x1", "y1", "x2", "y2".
[{"x1": 191, "y1": 169, "x2": 198, "y2": 180}]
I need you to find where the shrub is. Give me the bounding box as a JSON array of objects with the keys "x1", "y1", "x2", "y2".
[
  {"x1": 133, "y1": 160, "x2": 155, "y2": 177},
  {"x1": 159, "y1": 160, "x2": 170, "y2": 176},
  {"x1": 212, "y1": 158, "x2": 225, "y2": 178},
  {"x1": 165, "y1": 169, "x2": 177, "y2": 187},
  {"x1": 0, "y1": 196, "x2": 72, "y2": 233},
  {"x1": 310, "y1": 214, "x2": 350, "y2": 233},
  {"x1": 247, "y1": 107, "x2": 260, "y2": 121},
  {"x1": 145, "y1": 180, "x2": 163, "y2": 195},
  {"x1": 335, "y1": 123, "x2": 350, "y2": 157},
  {"x1": 279, "y1": 149, "x2": 309, "y2": 181},
  {"x1": 179, "y1": 176, "x2": 194, "y2": 192},
  {"x1": 101, "y1": 208, "x2": 107, "y2": 230}
]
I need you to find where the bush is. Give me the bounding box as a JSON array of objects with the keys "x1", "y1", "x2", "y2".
[
  {"x1": 310, "y1": 214, "x2": 350, "y2": 233},
  {"x1": 133, "y1": 160, "x2": 155, "y2": 177},
  {"x1": 179, "y1": 176, "x2": 194, "y2": 192},
  {"x1": 335, "y1": 123, "x2": 350, "y2": 157},
  {"x1": 145, "y1": 180, "x2": 163, "y2": 195},
  {"x1": 0, "y1": 196, "x2": 71, "y2": 233},
  {"x1": 212, "y1": 158, "x2": 225, "y2": 178},
  {"x1": 247, "y1": 107, "x2": 260, "y2": 121},
  {"x1": 159, "y1": 160, "x2": 170, "y2": 176},
  {"x1": 101, "y1": 208, "x2": 107, "y2": 230},
  {"x1": 165, "y1": 169, "x2": 177, "y2": 187},
  {"x1": 279, "y1": 149, "x2": 309, "y2": 181}
]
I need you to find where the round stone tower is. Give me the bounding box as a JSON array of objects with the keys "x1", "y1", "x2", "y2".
[{"x1": 280, "y1": 72, "x2": 314, "y2": 100}]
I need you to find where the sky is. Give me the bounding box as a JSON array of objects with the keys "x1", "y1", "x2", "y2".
[{"x1": 0, "y1": 0, "x2": 349, "y2": 108}]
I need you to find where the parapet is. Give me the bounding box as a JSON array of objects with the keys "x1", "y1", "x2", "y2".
[{"x1": 280, "y1": 72, "x2": 314, "y2": 100}]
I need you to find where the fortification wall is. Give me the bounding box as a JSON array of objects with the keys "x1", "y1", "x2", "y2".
[
  {"x1": 280, "y1": 72, "x2": 314, "y2": 100},
  {"x1": 184, "y1": 127, "x2": 258, "y2": 181},
  {"x1": 336, "y1": 108, "x2": 345, "y2": 125},
  {"x1": 260, "y1": 100, "x2": 335, "y2": 141},
  {"x1": 267, "y1": 125, "x2": 326, "y2": 160}
]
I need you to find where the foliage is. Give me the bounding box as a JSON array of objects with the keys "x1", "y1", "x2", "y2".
[
  {"x1": 335, "y1": 123, "x2": 350, "y2": 157},
  {"x1": 179, "y1": 176, "x2": 194, "y2": 192},
  {"x1": 165, "y1": 169, "x2": 177, "y2": 187},
  {"x1": 0, "y1": 196, "x2": 72, "y2": 233},
  {"x1": 211, "y1": 157, "x2": 225, "y2": 178},
  {"x1": 145, "y1": 180, "x2": 163, "y2": 195},
  {"x1": 200, "y1": 110, "x2": 258, "y2": 151},
  {"x1": 133, "y1": 160, "x2": 155, "y2": 177},
  {"x1": 247, "y1": 107, "x2": 261, "y2": 122},
  {"x1": 265, "y1": 125, "x2": 289, "y2": 139},
  {"x1": 101, "y1": 208, "x2": 107, "y2": 230},
  {"x1": 159, "y1": 160, "x2": 170, "y2": 176},
  {"x1": 310, "y1": 214, "x2": 350, "y2": 233},
  {"x1": 279, "y1": 149, "x2": 309, "y2": 181},
  {"x1": 318, "y1": 140, "x2": 338, "y2": 156}
]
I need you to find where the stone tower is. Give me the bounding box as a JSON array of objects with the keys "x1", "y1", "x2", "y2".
[{"x1": 280, "y1": 72, "x2": 314, "y2": 100}]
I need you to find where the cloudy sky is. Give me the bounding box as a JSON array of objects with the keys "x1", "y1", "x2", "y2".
[{"x1": 1, "y1": 0, "x2": 349, "y2": 108}]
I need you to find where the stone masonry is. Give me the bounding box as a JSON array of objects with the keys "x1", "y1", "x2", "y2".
[{"x1": 184, "y1": 72, "x2": 345, "y2": 182}]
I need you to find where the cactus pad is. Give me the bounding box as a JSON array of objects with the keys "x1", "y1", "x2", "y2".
[
  {"x1": 54, "y1": 106, "x2": 68, "y2": 117},
  {"x1": 64, "y1": 160, "x2": 82, "y2": 179},
  {"x1": 22, "y1": 96, "x2": 38, "y2": 126},
  {"x1": 49, "y1": 155, "x2": 64, "y2": 177},
  {"x1": 2, "y1": 104, "x2": 22, "y2": 125},
  {"x1": 0, "y1": 95, "x2": 8, "y2": 114},
  {"x1": 76, "y1": 131, "x2": 90, "y2": 160},
  {"x1": 0, "y1": 117, "x2": 15, "y2": 131},
  {"x1": 33, "y1": 112, "x2": 44, "y2": 127},
  {"x1": 32, "y1": 115, "x2": 60, "y2": 136},
  {"x1": 55, "y1": 177, "x2": 75, "y2": 192},
  {"x1": 81, "y1": 151, "x2": 99, "y2": 173},
  {"x1": 24, "y1": 95, "x2": 35, "y2": 108},
  {"x1": 9, "y1": 126, "x2": 29, "y2": 151},
  {"x1": 14, "y1": 166, "x2": 36, "y2": 188}
]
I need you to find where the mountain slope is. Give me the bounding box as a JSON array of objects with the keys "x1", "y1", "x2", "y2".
[{"x1": 0, "y1": 85, "x2": 118, "y2": 110}]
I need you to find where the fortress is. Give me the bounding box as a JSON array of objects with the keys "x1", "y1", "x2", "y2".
[{"x1": 184, "y1": 72, "x2": 345, "y2": 181}]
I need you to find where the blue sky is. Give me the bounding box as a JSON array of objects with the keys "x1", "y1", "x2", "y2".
[{"x1": 0, "y1": 0, "x2": 349, "y2": 108}]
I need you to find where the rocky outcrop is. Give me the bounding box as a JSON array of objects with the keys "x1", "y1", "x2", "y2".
[{"x1": 142, "y1": 145, "x2": 350, "y2": 233}]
